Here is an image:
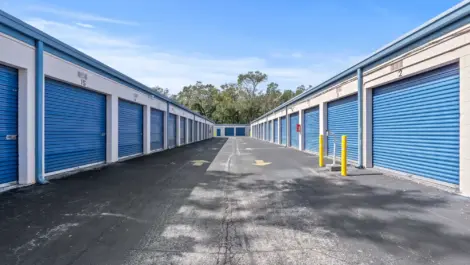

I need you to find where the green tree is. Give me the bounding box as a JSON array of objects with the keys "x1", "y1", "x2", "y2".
[
  {"x1": 237, "y1": 71, "x2": 268, "y2": 99},
  {"x1": 237, "y1": 71, "x2": 268, "y2": 122},
  {"x1": 176, "y1": 81, "x2": 219, "y2": 117},
  {"x1": 212, "y1": 83, "x2": 242, "y2": 123},
  {"x1": 151, "y1": 86, "x2": 171, "y2": 97}
]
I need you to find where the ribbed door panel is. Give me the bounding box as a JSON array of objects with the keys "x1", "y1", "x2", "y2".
[
  {"x1": 236, "y1": 128, "x2": 245, "y2": 136},
  {"x1": 289, "y1": 113, "x2": 299, "y2": 149},
  {"x1": 0, "y1": 64, "x2": 18, "y2": 183},
  {"x1": 327, "y1": 95, "x2": 358, "y2": 161},
  {"x1": 268, "y1": 121, "x2": 272, "y2": 141},
  {"x1": 194, "y1": 122, "x2": 198, "y2": 141},
  {"x1": 225, "y1": 127, "x2": 234, "y2": 136},
  {"x1": 273, "y1": 119, "x2": 279, "y2": 143},
  {"x1": 264, "y1": 123, "x2": 268, "y2": 140},
  {"x1": 118, "y1": 100, "x2": 143, "y2": 158},
  {"x1": 150, "y1": 109, "x2": 164, "y2": 151},
  {"x1": 217, "y1": 128, "x2": 221, "y2": 136},
  {"x1": 281, "y1": 117, "x2": 287, "y2": 145},
  {"x1": 188, "y1": 120, "x2": 193, "y2": 143},
  {"x1": 303, "y1": 107, "x2": 320, "y2": 152},
  {"x1": 45, "y1": 79, "x2": 106, "y2": 173},
  {"x1": 180, "y1": 117, "x2": 186, "y2": 145},
  {"x1": 373, "y1": 64, "x2": 460, "y2": 184},
  {"x1": 168, "y1": 114, "x2": 176, "y2": 148}
]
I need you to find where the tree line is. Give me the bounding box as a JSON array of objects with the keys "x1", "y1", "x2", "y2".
[{"x1": 152, "y1": 71, "x2": 311, "y2": 124}]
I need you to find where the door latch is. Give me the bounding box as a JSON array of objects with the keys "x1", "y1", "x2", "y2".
[{"x1": 6, "y1": 135, "x2": 17, "y2": 140}]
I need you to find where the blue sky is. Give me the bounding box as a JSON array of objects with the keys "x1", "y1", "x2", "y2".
[{"x1": 0, "y1": 0, "x2": 463, "y2": 93}]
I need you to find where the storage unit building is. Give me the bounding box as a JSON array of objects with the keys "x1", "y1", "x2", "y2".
[
  {"x1": 214, "y1": 124, "x2": 249, "y2": 137},
  {"x1": 0, "y1": 10, "x2": 214, "y2": 189},
  {"x1": 249, "y1": 1, "x2": 470, "y2": 196}
]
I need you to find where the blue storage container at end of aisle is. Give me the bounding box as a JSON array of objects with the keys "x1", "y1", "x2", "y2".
[
  {"x1": 225, "y1": 127, "x2": 234, "y2": 136},
  {"x1": 236, "y1": 127, "x2": 245, "y2": 136}
]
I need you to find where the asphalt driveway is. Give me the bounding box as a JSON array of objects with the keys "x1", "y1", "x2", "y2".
[{"x1": 1, "y1": 137, "x2": 469, "y2": 265}]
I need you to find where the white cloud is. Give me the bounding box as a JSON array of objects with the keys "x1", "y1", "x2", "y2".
[
  {"x1": 75, "y1": 22, "x2": 94, "y2": 29},
  {"x1": 28, "y1": 6, "x2": 138, "y2": 26},
  {"x1": 24, "y1": 17, "x2": 363, "y2": 95}
]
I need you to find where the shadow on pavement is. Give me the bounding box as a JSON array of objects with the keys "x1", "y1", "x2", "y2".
[
  {"x1": 0, "y1": 138, "x2": 228, "y2": 265},
  {"x1": 141, "y1": 166, "x2": 470, "y2": 264},
  {"x1": 2, "y1": 136, "x2": 469, "y2": 265}
]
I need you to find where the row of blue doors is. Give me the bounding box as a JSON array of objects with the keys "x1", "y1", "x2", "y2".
[{"x1": 253, "y1": 64, "x2": 459, "y2": 185}]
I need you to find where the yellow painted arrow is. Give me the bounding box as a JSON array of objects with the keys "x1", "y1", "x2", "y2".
[
  {"x1": 191, "y1": 160, "x2": 210, "y2": 166},
  {"x1": 253, "y1": 160, "x2": 271, "y2": 166}
]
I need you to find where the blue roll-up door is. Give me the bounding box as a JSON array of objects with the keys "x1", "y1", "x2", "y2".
[
  {"x1": 45, "y1": 79, "x2": 106, "y2": 173},
  {"x1": 168, "y1": 114, "x2": 177, "y2": 148},
  {"x1": 225, "y1": 127, "x2": 234, "y2": 136},
  {"x1": 327, "y1": 94, "x2": 358, "y2": 161},
  {"x1": 150, "y1": 108, "x2": 164, "y2": 151},
  {"x1": 273, "y1": 119, "x2": 278, "y2": 143},
  {"x1": 118, "y1": 99, "x2": 143, "y2": 158},
  {"x1": 236, "y1": 128, "x2": 245, "y2": 136},
  {"x1": 269, "y1": 121, "x2": 273, "y2": 141},
  {"x1": 217, "y1": 128, "x2": 221, "y2": 136},
  {"x1": 263, "y1": 123, "x2": 266, "y2": 140},
  {"x1": 373, "y1": 64, "x2": 460, "y2": 184},
  {"x1": 303, "y1": 106, "x2": 320, "y2": 152},
  {"x1": 264, "y1": 123, "x2": 267, "y2": 140},
  {"x1": 201, "y1": 124, "x2": 204, "y2": 139},
  {"x1": 281, "y1": 117, "x2": 287, "y2": 145},
  {"x1": 180, "y1": 117, "x2": 186, "y2": 145},
  {"x1": 289, "y1": 113, "x2": 299, "y2": 149},
  {"x1": 0, "y1": 64, "x2": 18, "y2": 184},
  {"x1": 188, "y1": 120, "x2": 193, "y2": 143},
  {"x1": 194, "y1": 121, "x2": 198, "y2": 141}
]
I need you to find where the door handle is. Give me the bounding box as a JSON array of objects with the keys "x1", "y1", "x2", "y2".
[{"x1": 6, "y1": 135, "x2": 17, "y2": 140}]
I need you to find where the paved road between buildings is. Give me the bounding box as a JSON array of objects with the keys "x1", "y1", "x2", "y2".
[{"x1": 1, "y1": 137, "x2": 470, "y2": 265}]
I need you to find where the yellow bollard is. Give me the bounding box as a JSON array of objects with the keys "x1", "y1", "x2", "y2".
[
  {"x1": 319, "y1": 135, "x2": 324, "y2": 167},
  {"x1": 341, "y1": 135, "x2": 347, "y2": 176}
]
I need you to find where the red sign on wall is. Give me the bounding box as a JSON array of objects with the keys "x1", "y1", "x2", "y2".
[{"x1": 296, "y1": 124, "x2": 301, "y2": 132}]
